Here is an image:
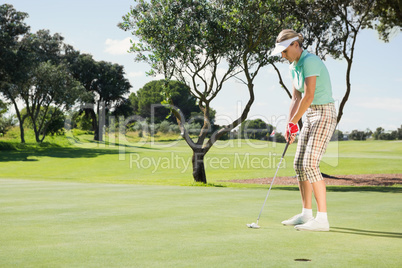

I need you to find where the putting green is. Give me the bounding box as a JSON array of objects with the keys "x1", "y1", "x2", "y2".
[{"x1": 1, "y1": 179, "x2": 401, "y2": 267}]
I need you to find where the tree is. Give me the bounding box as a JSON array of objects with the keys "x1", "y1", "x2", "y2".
[
  {"x1": 380, "y1": 131, "x2": 397, "y2": 140},
  {"x1": 0, "y1": 4, "x2": 30, "y2": 78},
  {"x1": 22, "y1": 105, "x2": 67, "y2": 136},
  {"x1": 373, "y1": 126, "x2": 399, "y2": 140},
  {"x1": 112, "y1": 98, "x2": 135, "y2": 118},
  {"x1": 274, "y1": 0, "x2": 400, "y2": 126},
  {"x1": 0, "y1": 100, "x2": 16, "y2": 135},
  {"x1": 268, "y1": 0, "x2": 337, "y2": 130},
  {"x1": 63, "y1": 50, "x2": 98, "y2": 134},
  {"x1": 239, "y1": 119, "x2": 274, "y2": 140},
  {"x1": 131, "y1": 80, "x2": 200, "y2": 123},
  {"x1": 26, "y1": 61, "x2": 83, "y2": 142},
  {"x1": 373, "y1": 127, "x2": 385, "y2": 140},
  {"x1": 397, "y1": 125, "x2": 402, "y2": 140},
  {"x1": 64, "y1": 49, "x2": 131, "y2": 141},
  {"x1": 120, "y1": 0, "x2": 285, "y2": 183},
  {"x1": 10, "y1": 29, "x2": 85, "y2": 143},
  {"x1": 323, "y1": 0, "x2": 379, "y2": 124},
  {"x1": 272, "y1": 132, "x2": 286, "y2": 143},
  {"x1": 372, "y1": 0, "x2": 402, "y2": 42},
  {"x1": 91, "y1": 61, "x2": 131, "y2": 141},
  {"x1": 331, "y1": 129, "x2": 344, "y2": 141},
  {"x1": 0, "y1": 4, "x2": 30, "y2": 142},
  {"x1": 349, "y1": 129, "x2": 368, "y2": 140},
  {"x1": 0, "y1": 100, "x2": 7, "y2": 116}
]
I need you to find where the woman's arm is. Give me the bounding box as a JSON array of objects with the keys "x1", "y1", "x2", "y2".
[
  {"x1": 289, "y1": 76, "x2": 316, "y2": 125},
  {"x1": 286, "y1": 86, "x2": 302, "y2": 142},
  {"x1": 288, "y1": 86, "x2": 302, "y2": 123}
]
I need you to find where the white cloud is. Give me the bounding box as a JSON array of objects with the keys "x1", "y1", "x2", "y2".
[
  {"x1": 104, "y1": 37, "x2": 133, "y2": 55},
  {"x1": 128, "y1": 71, "x2": 145, "y2": 78}
]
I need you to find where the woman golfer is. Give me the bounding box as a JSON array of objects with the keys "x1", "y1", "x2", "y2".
[{"x1": 271, "y1": 29, "x2": 337, "y2": 231}]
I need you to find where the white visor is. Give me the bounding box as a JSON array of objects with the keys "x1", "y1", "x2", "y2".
[{"x1": 270, "y1": 36, "x2": 300, "y2": 56}]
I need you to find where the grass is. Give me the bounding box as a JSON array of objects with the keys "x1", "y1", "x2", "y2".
[
  {"x1": 1, "y1": 179, "x2": 401, "y2": 267},
  {"x1": 0, "y1": 128, "x2": 401, "y2": 187},
  {"x1": 1, "y1": 129, "x2": 401, "y2": 266}
]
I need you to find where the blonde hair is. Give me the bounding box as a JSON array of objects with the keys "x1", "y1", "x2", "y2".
[{"x1": 276, "y1": 29, "x2": 303, "y2": 47}]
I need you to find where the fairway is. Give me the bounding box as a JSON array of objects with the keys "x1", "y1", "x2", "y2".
[
  {"x1": 1, "y1": 138, "x2": 402, "y2": 186},
  {"x1": 1, "y1": 179, "x2": 401, "y2": 267}
]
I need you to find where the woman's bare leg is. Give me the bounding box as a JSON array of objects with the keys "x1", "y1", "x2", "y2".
[
  {"x1": 311, "y1": 180, "x2": 327, "y2": 212},
  {"x1": 298, "y1": 180, "x2": 313, "y2": 209}
]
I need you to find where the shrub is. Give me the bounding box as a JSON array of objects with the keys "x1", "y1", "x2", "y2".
[
  {"x1": 0, "y1": 115, "x2": 17, "y2": 135},
  {"x1": 331, "y1": 129, "x2": 344, "y2": 141},
  {"x1": 159, "y1": 120, "x2": 171, "y2": 133}
]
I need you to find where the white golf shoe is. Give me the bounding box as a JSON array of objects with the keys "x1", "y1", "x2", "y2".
[
  {"x1": 281, "y1": 214, "x2": 314, "y2": 226},
  {"x1": 294, "y1": 219, "x2": 330, "y2": 231}
]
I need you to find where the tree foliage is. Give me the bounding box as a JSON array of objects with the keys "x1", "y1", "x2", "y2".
[
  {"x1": 0, "y1": 4, "x2": 30, "y2": 80},
  {"x1": 64, "y1": 48, "x2": 132, "y2": 141},
  {"x1": 120, "y1": 0, "x2": 285, "y2": 183},
  {"x1": 371, "y1": 0, "x2": 402, "y2": 42},
  {"x1": 349, "y1": 129, "x2": 370, "y2": 140},
  {"x1": 1, "y1": 4, "x2": 132, "y2": 143},
  {"x1": 27, "y1": 61, "x2": 83, "y2": 142},
  {"x1": 129, "y1": 80, "x2": 200, "y2": 123},
  {"x1": 0, "y1": 4, "x2": 30, "y2": 142},
  {"x1": 285, "y1": 0, "x2": 400, "y2": 125},
  {"x1": 373, "y1": 126, "x2": 401, "y2": 140},
  {"x1": 12, "y1": 30, "x2": 84, "y2": 142},
  {"x1": 239, "y1": 119, "x2": 274, "y2": 140}
]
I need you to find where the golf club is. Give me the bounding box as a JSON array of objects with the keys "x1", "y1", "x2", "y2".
[{"x1": 247, "y1": 141, "x2": 290, "y2": 229}]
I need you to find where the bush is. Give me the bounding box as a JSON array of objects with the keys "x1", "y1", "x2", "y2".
[
  {"x1": 184, "y1": 122, "x2": 201, "y2": 135},
  {"x1": 158, "y1": 120, "x2": 171, "y2": 133},
  {"x1": 272, "y1": 132, "x2": 286, "y2": 143},
  {"x1": 379, "y1": 131, "x2": 397, "y2": 140},
  {"x1": 239, "y1": 119, "x2": 273, "y2": 140},
  {"x1": 331, "y1": 129, "x2": 344, "y2": 141},
  {"x1": 373, "y1": 126, "x2": 399, "y2": 140},
  {"x1": 373, "y1": 127, "x2": 384, "y2": 140},
  {"x1": 349, "y1": 130, "x2": 368, "y2": 140},
  {"x1": 169, "y1": 124, "x2": 180, "y2": 134},
  {"x1": 397, "y1": 125, "x2": 402, "y2": 140},
  {"x1": 74, "y1": 112, "x2": 93, "y2": 131},
  {"x1": 132, "y1": 121, "x2": 148, "y2": 132},
  {"x1": 0, "y1": 115, "x2": 17, "y2": 135}
]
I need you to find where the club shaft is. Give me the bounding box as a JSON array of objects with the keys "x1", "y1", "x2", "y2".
[{"x1": 256, "y1": 142, "x2": 290, "y2": 223}]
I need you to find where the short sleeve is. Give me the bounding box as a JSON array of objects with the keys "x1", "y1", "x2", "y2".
[{"x1": 303, "y1": 56, "x2": 323, "y2": 78}]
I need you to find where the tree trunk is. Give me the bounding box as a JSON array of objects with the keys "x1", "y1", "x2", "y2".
[
  {"x1": 337, "y1": 58, "x2": 352, "y2": 124},
  {"x1": 18, "y1": 121, "x2": 25, "y2": 144},
  {"x1": 86, "y1": 108, "x2": 99, "y2": 141},
  {"x1": 94, "y1": 101, "x2": 105, "y2": 141},
  {"x1": 12, "y1": 100, "x2": 25, "y2": 143},
  {"x1": 192, "y1": 150, "x2": 207, "y2": 184},
  {"x1": 34, "y1": 128, "x2": 41, "y2": 143}
]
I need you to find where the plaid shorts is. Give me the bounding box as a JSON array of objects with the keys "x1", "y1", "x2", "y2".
[{"x1": 294, "y1": 103, "x2": 337, "y2": 183}]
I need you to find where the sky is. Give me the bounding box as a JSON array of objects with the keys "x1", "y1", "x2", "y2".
[{"x1": 4, "y1": 0, "x2": 402, "y2": 133}]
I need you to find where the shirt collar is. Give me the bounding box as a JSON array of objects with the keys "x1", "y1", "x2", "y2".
[{"x1": 292, "y1": 50, "x2": 308, "y2": 68}]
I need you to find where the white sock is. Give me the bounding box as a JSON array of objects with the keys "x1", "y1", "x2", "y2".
[
  {"x1": 302, "y1": 208, "x2": 313, "y2": 218},
  {"x1": 316, "y1": 211, "x2": 328, "y2": 222}
]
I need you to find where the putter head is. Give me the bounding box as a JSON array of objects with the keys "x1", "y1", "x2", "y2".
[{"x1": 246, "y1": 222, "x2": 260, "y2": 229}]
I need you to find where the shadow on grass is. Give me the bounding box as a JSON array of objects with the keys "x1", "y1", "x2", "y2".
[
  {"x1": 0, "y1": 139, "x2": 163, "y2": 162},
  {"x1": 0, "y1": 147, "x2": 140, "y2": 162},
  {"x1": 273, "y1": 185, "x2": 402, "y2": 193},
  {"x1": 190, "y1": 182, "x2": 227, "y2": 188},
  {"x1": 331, "y1": 227, "x2": 402, "y2": 239}
]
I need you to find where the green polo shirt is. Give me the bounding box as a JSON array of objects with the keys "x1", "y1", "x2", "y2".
[{"x1": 290, "y1": 50, "x2": 334, "y2": 105}]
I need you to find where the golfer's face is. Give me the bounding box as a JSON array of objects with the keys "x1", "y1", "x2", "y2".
[{"x1": 281, "y1": 42, "x2": 297, "y2": 63}]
